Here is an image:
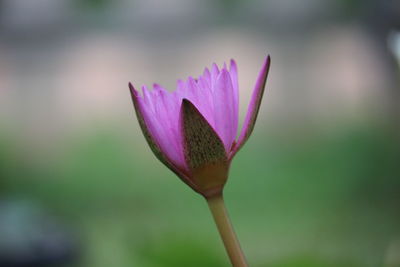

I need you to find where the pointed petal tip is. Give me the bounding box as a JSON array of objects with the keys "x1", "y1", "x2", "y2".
[
  {"x1": 128, "y1": 82, "x2": 138, "y2": 97},
  {"x1": 266, "y1": 55, "x2": 271, "y2": 66},
  {"x1": 264, "y1": 55, "x2": 271, "y2": 78},
  {"x1": 203, "y1": 67, "x2": 211, "y2": 76},
  {"x1": 229, "y1": 58, "x2": 237, "y2": 68},
  {"x1": 128, "y1": 82, "x2": 134, "y2": 91},
  {"x1": 217, "y1": 67, "x2": 231, "y2": 79},
  {"x1": 258, "y1": 55, "x2": 271, "y2": 82},
  {"x1": 153, "y1": 83, "x2": 165, "y2": 94},
  {"x1": 141, "y1": 85, "x2": 149, "y2": 92},
  {"x1": 212, "y1": 62, "x2": 220, "y2": 71},
  {"x1": 177, "y1": 79, "x2": 185, "y2": 87},
  {"x1": 258, "y1": 55, "x2": 271, "y2": 72},
  {"x1": 153, "y1": 83, "x2": 162, "y2": 89}
]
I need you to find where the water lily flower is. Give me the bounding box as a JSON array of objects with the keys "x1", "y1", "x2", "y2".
[{"x1": 129, "y1": 55, "x2": 270, "y2": 267}]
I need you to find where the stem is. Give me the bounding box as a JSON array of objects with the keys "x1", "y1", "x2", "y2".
[{"x1": 206, "y1": 193, "x2": 248, "y2": 267}]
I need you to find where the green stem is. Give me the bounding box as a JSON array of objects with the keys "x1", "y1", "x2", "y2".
[{"x1": 206, "y1": 193, "x2": 248, "y2": 267}]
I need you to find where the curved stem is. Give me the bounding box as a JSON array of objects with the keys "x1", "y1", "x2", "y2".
[{"x1": 206, "y1": 194, "x2": 248, "y2": 267}]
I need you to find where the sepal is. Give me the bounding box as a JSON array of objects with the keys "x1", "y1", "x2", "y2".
[
  {"x1": 230, "y1": 55, "x2": 271, "y2": 158},
  {"x1": 180, "y1": 99, "x2": 229, "y2": 197}
]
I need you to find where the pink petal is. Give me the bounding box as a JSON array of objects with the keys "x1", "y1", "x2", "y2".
[
  {"x1": 132, "y1": 84, "x2": 187, "y2": 170},
  {"x1": 142, "y1": 85, "x2": 155, "y2": 112},
  {"x1": 202, "y1": 67, "x2": 212, "y2": 89},
  {"x1": 231, "y1": 55, "x2": 271, "y2": 158},
  {"x1": 176, "y1": 79, "x2": 187, "y2": 99},
  {"x1": 153, "y1": 85, "x2": 184, "y2": 162},
  {"x1": 213, "y1": 69, "x2": 237, "y2": 152},
  {"x1": 129, "y1": 83, "x2": 188, "y2": 173},
  {"x1": 229, "y1": 59, "x2": 239, "y2": 144},
  {"x1": 187, "y1": 76, "x2": 214, "y2": 126},
  {"x1": 186, "y1": 77, "x2": 200, "y2": 105},
  {"x1": 210, "y1": 63, "x2": 220, "y2": 90}
]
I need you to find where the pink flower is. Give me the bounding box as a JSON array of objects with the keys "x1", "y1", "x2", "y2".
[{"x1": 129, "y1": 56, "x2": 270, "y2": 198}]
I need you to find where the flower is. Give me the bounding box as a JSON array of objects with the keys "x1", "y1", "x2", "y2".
[{"x1": 129, "y1": 56, "x2": 270, "y2": 198}]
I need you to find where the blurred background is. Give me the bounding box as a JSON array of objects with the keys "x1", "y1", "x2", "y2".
[{"x1": 1, "y1": 0, "x2": 400, "y2": 266}]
